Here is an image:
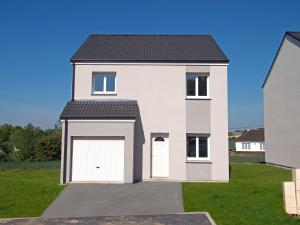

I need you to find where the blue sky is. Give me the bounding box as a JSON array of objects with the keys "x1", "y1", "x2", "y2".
[{"x1": 0, "y1": 0, "x2": 299, "y2": 129}]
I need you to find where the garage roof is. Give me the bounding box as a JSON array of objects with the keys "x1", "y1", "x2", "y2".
[
  {"x1": 60, "y1": 100, "x2": 138, "y2": 120},
  {"x1": 71, "y1": 34, "x2": 229, "y2": 63}
]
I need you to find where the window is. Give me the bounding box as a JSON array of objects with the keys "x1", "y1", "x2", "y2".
[
  {"x1": 242, "y1": 142, "x2": 251, "y2": 150},
  {"x1": 186, "y1": 73, "x2": 209, "y2": 98},
  {"x1": 187, "y1": 136, "x2": 210, "y2": 160},
  {"x1": 92, "y1": 73, "x2": 116, "y2": 94},
  {"x1": 260, "y1": 143, "x2": 265, "y2": 150},
  {"x1": 154, "y1": 137, "x2": 165, "y2": 142}
]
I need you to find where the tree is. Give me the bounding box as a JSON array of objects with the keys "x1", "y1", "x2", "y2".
[
  {"x1": 0, "y1": 124, "x2": 14, "y2": 161},
  {"x1": 36, "y1": 129, "x2": 61, "y2": 161},
  {"x1": 10, "y1": 124, "x2": 43, "y2": 161}
]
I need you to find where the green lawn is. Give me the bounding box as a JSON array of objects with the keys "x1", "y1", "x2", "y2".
[
  {"x1": 0, "y1": 167, "x2": 63, "y2": 218},
  {"x1": 183, "y1": 164, "x2": 300, "y2": 225}
]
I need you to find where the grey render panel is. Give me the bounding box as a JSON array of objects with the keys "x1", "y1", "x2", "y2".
[
  {"x1": 71, "y1": 34, "x2": 229, "y2": 63},
  {"x1": 62, "y1": 121, "x2": 135, "y2": 184},
  {"x1": 186, "y1": 162, "x2": 212, "y2": 181},
  {"x1": 264, "y1": 35, "x2": 300, "y2": 168},
  {"x1": 60, "y1": 100, "x2": 137, "y2": 119},
  {"x1": 186, "y1": 100, "x2": 211, "y2": 134}
]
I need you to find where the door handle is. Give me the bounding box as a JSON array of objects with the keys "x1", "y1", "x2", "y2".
[{"x1": 96, "y1": 166, "x2": 100, "y2": 169}]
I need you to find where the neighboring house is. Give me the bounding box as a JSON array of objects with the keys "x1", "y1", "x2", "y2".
[
  {"x1": 263, "y1": 31, "x2": 300, "y2": 168},
  {"x1": 235, "y1": 129, "x2": 265, "y2": 152},
  {"x1": 60, "y1": 34, "x2": 229, "y2": 184}
]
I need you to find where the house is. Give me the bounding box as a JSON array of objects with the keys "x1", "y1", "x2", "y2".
[
  {"x1": 263, "y1": 32, "x2": 300, "y2": 168},
  {"x1": 235, "y1": 129, "x2": 265, "y2": 151},
  {"x1": 59, "y1": 34, "x2": 229, "y2": 184}
]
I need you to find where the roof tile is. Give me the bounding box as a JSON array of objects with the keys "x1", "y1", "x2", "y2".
[{"x1": 71, "y1": 34, "x2": 229, "y2": 63}]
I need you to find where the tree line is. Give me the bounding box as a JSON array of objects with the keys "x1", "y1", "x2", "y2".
[{"x1": 0, "y1": 124, "x2": 61, "y2": 162}]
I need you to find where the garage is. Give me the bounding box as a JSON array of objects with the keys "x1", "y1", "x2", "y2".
[
  {"x1": 72, "y1": 137, "x2": 125, "y2": 182},
  {"x1": 60, "y1": 100, "x2": 137, "y2": 184}
]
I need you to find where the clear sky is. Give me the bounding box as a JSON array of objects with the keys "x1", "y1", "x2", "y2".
[{"x1": 0, "y1": 0, "x2": 299, "y2": 129}]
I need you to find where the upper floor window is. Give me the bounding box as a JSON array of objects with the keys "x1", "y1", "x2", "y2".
[
  {"x1": 187, "y1": 135, "x2": 210, "y2": 160},
  {"x1": 186, "y1": 73, "x2": 209, "y2": 98},
  {"x1": 92, "y1": 73, "x2": 116, "y2": 94},
  {"x1": 260, "y1": 143, "x2": 265, "y2": 150}
]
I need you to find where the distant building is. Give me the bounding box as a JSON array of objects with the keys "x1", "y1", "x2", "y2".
[{"x1": 235, "y1": 129, "x2": 265, "y2": 152}]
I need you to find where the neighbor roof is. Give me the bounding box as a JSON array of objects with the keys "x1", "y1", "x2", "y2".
[
  {"x1": 71, "y1": 34, "x2": 229, "y2": 63},
  {"x1": 60, "y1": 100, "x2": 138, "y2": 120},
  {"x1": 287, "y1": 32, "x2": 300, "y2": 42},
  {"x1": 262, "y1": 31, "x2": 300, "y2": 88},
  {"x1": 236, "y1": 129, "x2": 264, "y2": 142}
]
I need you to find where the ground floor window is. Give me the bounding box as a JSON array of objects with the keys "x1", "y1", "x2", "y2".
[
  {"x1": 242, "y1": 142, "x2": 251, "y2": 150},
  {"x1": 187, "y1": 135, "x2": 210, "y2": 160}
]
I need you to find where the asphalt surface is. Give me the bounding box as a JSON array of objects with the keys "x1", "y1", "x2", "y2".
[
  {"x1": 42, "y1": 182, "x2": 184, "y2": 218},
  {"x1": 0, "y1": 213, "x2": 214, "y2": 225}
]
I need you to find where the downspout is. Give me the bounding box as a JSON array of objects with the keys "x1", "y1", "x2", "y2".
[
  {"x1": 63, "y1": 119, "x2": 68, "y2": 183},
  {"x1": 71, "y1": 63, "x2": 75, "y2": 101}
]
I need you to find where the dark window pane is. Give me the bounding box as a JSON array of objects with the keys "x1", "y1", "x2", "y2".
[
  {"x1": 187, "y1": 75, "x2": 196, "y2": 96},
  {"x1": 106, "y1": 75, "x2": 116, "y2": 92},
  {"x1": 154, "y1": 137, "x2": 165, "y2": 142},
  {"x1": 94, "y1": 75, "x2": 104, "y2": 92},
  {"x1": 187, "y1": 137, "x2": 196, "y2": 157},
  {"x1": 199, "y1": 137, "x2": 208, "y2": 158},
  {"x1": 198, "y1": 76, "x2": 208, "y2": 96}
]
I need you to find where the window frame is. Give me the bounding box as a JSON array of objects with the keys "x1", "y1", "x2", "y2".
[
  {"x1": 186, "y1": 135, "x2": 210, "y2": 161},
  {"x1": 186, "y1": 73, "x2": 210, "y2": 99},
  {"x1": 242, "y1": 142, "x2": 251, "y2": 150},
  {"x1": 92, "y1": 72, "x2": 117, "y2": 94}
]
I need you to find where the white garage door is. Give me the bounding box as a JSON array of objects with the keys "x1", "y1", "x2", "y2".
[{"x1": 72, "y1": 137, "x2": 125, "y2": 182}]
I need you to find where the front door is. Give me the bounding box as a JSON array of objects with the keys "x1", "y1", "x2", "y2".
[{"x1": 151, "y1": 135, "x2": 169, "y2": 177}]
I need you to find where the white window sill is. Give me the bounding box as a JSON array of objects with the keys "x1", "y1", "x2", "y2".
[
  {"x1": 186, "y1": 160, "x2": 212, "y2": 163},
  {"x1": 186, "y1": 96, "x2": 211, "y2": 100},
  {"x1": 91, "y1": 92, "x2": 117, "y2": 96}
]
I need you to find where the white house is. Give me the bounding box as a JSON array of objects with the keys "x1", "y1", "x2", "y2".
[
  {"x1": 235, "y1": 129, "x2": 265, "y2": 152},
  {"x1": 59, "y1": 34, "x2": 230, "y2": 184}
]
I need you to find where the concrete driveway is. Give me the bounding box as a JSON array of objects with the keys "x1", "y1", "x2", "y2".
[{"x1": 42, "y1": 182, "x2": 184, "y2": 218}]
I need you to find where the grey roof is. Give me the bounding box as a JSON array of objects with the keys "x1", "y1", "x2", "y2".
[
  {"x1": 287, "y1": 32, "x2": 300, "y2": 41},
  {"x1": 60, "y1": 100, "x2": 138, "y2": 119},
  {"x1": 71, "y1": 34, "x2": 229, "y2": 63}
]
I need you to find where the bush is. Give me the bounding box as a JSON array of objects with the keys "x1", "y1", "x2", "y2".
[
  {"x1": 0, "y1": 123, "x2": 61, "y2": 162},
  {"x1": 36, "y1": 131, "x2": 61, "y2": 161}
]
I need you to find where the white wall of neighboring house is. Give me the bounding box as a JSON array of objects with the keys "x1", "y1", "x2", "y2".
[{"x1": 235, "y1": 142, "x2": 265, "y2": 152}]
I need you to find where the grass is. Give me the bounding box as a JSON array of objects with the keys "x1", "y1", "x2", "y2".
[
  {"x1": 183, "y1": 164, "x2": 300, "y2": 225},
  {"x1": 229, "y1": 155, "x2": 265, "y2": 163},
  {"x1": 0, "y1": 162, "x2": 63, "y2": 218}
]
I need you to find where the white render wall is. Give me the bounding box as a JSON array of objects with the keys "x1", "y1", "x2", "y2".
[
  {"x1": 264, "y1": 35, "x2": 300, "y2": 168},
  {"x1": 72, "y1": 63, "x2": 229, "y2": 181},
  {"x1": 235, "y1": 142, "x2": 265, "y2": 151}
]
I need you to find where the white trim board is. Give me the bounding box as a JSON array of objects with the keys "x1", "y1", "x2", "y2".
[{"x1": 74, "y1": 62, "x2": 229, "y2": 66}]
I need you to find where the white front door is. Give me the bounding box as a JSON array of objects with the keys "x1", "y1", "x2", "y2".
[
  {"x1": 72, "y1": 137, "x2": 124, "y2": 182},
  {"x1": 151, "y1": 135, "x2": 169, "y2": 177}
]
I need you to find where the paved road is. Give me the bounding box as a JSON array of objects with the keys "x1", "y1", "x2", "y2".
[
  {"x1": 42, "y1": 182, "x2": 183, "y2": 218},
  {"x1": 0, "y1": 213, "x2": 215, "y2": 225}
]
